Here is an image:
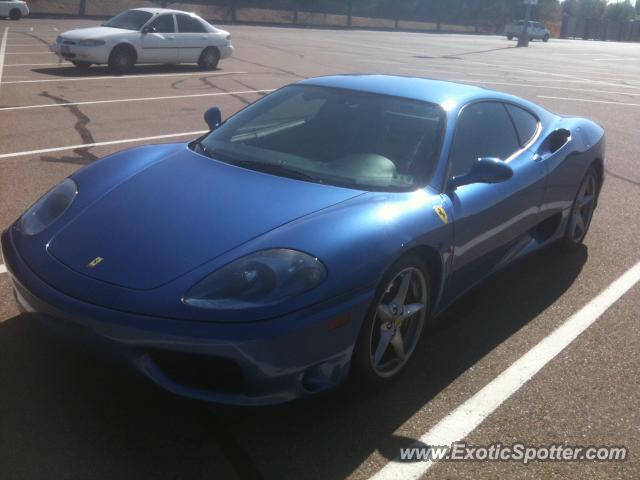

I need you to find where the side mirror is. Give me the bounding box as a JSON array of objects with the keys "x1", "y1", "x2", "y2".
[
  {"x1": 141, "y1": 26, "x2": 153, "y2": 34},
  {"x1": 204, "y1": 107, "x2": 222, "y2": 131},
  {"x1": 449, "y1": 157, "x2": 513, "y2": 190}
]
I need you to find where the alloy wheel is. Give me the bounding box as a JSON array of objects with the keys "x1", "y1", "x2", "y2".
[
  {"x1": 570, "y1": 172, "x2": 597, "y2": 243},
  {"x1": 369, "y1": 267, "x2": 427, "y2": 378}
]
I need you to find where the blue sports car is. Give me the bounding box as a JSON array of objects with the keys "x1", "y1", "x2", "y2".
[{"x1": 2, "y1": 75, "x2": 604, "y2": 405}]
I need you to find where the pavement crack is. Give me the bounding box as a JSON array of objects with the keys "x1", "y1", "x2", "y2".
[
  {"x1": 38, "y1": 90, "x2": 98, "y2": 164},
  {"x1": 232, "y1": 57, "x2": 305, "y2": 79},
  {"x1": 17, "y1": 31, "x2": 60, "y2": 50},
  {"x1": 605, "y1": 168, "x2": 640, "y2": 187}
]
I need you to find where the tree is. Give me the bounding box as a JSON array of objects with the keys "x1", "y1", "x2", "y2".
[
  {"x1": 604, "y1": 0, "x2": 636, "y2": 21},
  {"x1": 503, "y1": 0, "x2": 560, "y2": 23},
  {"x1": 575, "y1": 0, "x2": 607, "y2": 20}
]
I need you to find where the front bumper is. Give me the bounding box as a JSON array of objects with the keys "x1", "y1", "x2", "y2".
[
  {"x1": 51, "y1": 42, "x2": 110, "y2": 64},
  {"x1": 219, "y1": 44, "x2": 234, "y2": 59},
  {"x1": 1, "y1": 228, "x2": 373, "y2": 406}
]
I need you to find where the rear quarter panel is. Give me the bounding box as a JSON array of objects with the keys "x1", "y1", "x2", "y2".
[{"x1": 530, "y1": 117, "x2": 605, "y2": 220}]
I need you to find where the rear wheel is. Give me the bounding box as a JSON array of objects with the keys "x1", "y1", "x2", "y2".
[
  {"x1": 543, "y1": 34, "x2": 550, "y2": 42},
  {"x1": 72, "y1": 61, "x2": 92, "y2": 69},
  {"x1": 351, "y1": 255, "x2": 430, "y2": 388},
  {"x1": 561, "y1": 166, "x2": 599, "y2": 249},
  {"x1": 198, "y1": 47, "x2": 220, "y2": 70},
  {"x1": 9, "y1": 9, "x2": 22, "y2": 20},
  {"x1": 507, "y1": 33, "x2": 514, "y2": 40},
  {"x1": 108, "y1": 45, "x2": 135, "y2": 74}
]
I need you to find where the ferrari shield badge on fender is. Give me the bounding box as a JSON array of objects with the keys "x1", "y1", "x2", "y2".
[
  {"x1": 433, "y1": 206, "x2": 448, "y2": 224},
  {"x1": 87, "y1": 256, "x2": 104, "y2": 268}
]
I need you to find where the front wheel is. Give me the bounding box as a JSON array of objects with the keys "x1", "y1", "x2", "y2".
[
  {"x1": 198, "y1": 47, "x2": 220, "y2": 70},
  {"x1": 351, "y1": 255, "x2": 430, "y2": 388},
  {"x1": 561, "y1": 166, "x2": 599, "y2": 249},
  {"x1": 9, "y1": 9, "x2": 22, "y2": 20},
  {"x1": 507, "y1": 34, "x2": 514, "y2": 40},
  {"x1": 108, "y1": 46, "x2": 135, "y2": 74},
  {"x1": 543, "y1": 34, "x2": 550, "y2": 42}
]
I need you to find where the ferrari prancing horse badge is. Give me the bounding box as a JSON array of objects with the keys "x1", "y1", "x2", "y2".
[{"x1": 433, "y1": 206, "x2": 448, "y2": 224}]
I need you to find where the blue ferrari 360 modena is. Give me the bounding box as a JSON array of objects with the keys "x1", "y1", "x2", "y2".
[{"x1": 2, "y1": 75, "x2": 604, "y2": 405}]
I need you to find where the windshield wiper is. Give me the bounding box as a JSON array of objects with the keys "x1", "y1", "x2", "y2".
[{"x1": 230, "y1": 160, "x2": 322, "y2": 183}]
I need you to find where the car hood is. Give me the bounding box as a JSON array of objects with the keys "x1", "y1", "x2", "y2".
[
  {"x1": 60, "y1": 26, "x2": 134, "y2": 40},
  {"x1": 47, "y1": 146, "x2": 364, "y2": 290}
]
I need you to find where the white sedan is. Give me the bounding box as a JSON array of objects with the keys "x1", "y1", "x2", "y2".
[
  {"x1": 51, "y1": 8, "x2": 233, "y2": 73},
  {"x1": 0, "y1": 0, "x2": 29, "y2": 20}
]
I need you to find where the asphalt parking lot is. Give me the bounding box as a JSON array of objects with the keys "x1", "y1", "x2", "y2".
[{"x1": 1, "y1": 17, "x2": 639, "y2": 480}]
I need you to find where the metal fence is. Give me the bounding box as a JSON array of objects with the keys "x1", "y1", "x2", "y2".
[
  {"x1": 561, "y1": 15, "x2": 640, "y2": 42},
  {"x1": 27, "y1": 0, "x2": 496, "y2": 33}
]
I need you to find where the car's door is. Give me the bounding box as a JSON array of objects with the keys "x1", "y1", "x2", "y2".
[
  {"x1": 0, "y1": 1, "x2": 10, "y2": 17},
  {"x1": 175, "y1": 14, "x2": 209, "y2": 63},
  {"x1": 140, "y1": 13, "x2": 178, "y2": 63},
  {"x1": 531, "y1": 22, "x2": 541, "y2": 38},
  {"x1": 442, "y1": 101, "x2": 547, "y2": 302}
]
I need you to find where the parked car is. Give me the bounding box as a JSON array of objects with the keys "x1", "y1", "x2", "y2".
[
  {"x1": 2, "y1": 75, "x2": 604, "y2": 405},
  {"x1": 505, "y1": 20, "x2": 550, "y2": 42},
  {"x1": 51, "y1": 8, "x2": 233, "y2": 73},
  {"x1": 0, "y1": 0, "x2": 29, "y2": 20}
]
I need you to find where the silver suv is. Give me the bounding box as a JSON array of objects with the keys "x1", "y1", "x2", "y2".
[{"x1": 505, "y1": 20, "x2": 550, "y2": 42}]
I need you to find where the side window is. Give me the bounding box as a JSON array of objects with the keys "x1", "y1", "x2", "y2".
[
  {"x1": 449, "y1": 102, "x2": 520, "y2": 178},
  {"x1": 505, "y1": 104, "x2": 538, "y2": 146},
  {"x1": 177, "y1": 14, "x2": 206, "y2": 33},
  {"x1": 147, "y1": 14, "x2": 174, "y2": 33}
]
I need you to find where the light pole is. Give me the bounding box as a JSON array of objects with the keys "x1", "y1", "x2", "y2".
[{"x1": 517, "y1": 0, "x2": 537, "y2": 47}]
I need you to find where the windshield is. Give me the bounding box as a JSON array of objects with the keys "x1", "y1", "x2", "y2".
[
  {"x1": 197, "y1": 85, "x2": 446, "y2": 191},
  {"x1": 103, "y1": 10, "x2": 153, "y2": 30}
]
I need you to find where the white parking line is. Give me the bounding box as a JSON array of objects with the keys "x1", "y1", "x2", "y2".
[
  {"x1": 370, "y1": 260, "x2": 640, "y2": 480},
  {"x1": 5, "y1": 51, "x2": 56, "y2": 55},
  {"x1": 446, "y1": 79, "x2": 640, "y2": 98},
  {"x1": 5, "y1": 62, "x2": 65, "y2": 67},
  {"x1": 2, "y1": 70, "x2": 248, "y2": 85},
  {"x1": 401, "y1": 63, "x2": 640, "y2": 88},
  {"x1": 0, "y1": 131, "x2": 208, "y2": 160},
  {"x1": 6, "y1": 44, "x2": 54, "y2": 47},
  {"x1": 0, "y1": 27, "x2": 8, "y2": 92},
  {"x1": 537, "y1": 95, "x2": 640, "y2": 107},
  {"x1": 0, "y1": 264, "x2": 6, "y2": 275},
  {"x1": 0, "y1": 89, "x2": 275, "y2": 111}
]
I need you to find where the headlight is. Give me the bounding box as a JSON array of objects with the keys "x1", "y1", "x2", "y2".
[
  {"x1": 184, "y1": 249, "x2": 327, "y2": 310},
  {"x1": 19, "y1": 178, "x2": 77, "y2": 235},
  {"x1": 79, "y1": 39, "x2": 106, "y2": 46}
]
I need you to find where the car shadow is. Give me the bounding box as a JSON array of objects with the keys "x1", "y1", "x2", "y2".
[
  {"x1": 32, "y1": 64, "x2": 220, "y2": 77},
  {"x1": 0, "y1": 245, "x2": 588, "y2": 479}
]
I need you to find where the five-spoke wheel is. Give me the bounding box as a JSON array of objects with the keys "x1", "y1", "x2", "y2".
[
  {"x1": 352, "y1": 255, "x2": 430, "y2": 386},
  {"x1": 563, "y1": 166, "x2": 599, "y2": 248}
]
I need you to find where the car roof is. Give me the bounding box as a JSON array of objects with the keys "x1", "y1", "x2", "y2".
[
  {"x1": 130, "y1": 7, "x2": 200, "y2": 16},
  {"x1": 299, "y1": 74, "x2": 496, "y2": 108}
]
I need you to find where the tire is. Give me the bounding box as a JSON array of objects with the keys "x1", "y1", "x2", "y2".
[
  {"x1": 72, "y1": 61, "x2": 92, "y2": 69},
  {"x1": 560, "y1": 166, "x2": 599, "y2": 250},
  {"x1": 507, "y1": 34, "x2": 514, "y2": 40},
  {"x1": 108, "y1": 45, "x2": 135, "y2": 74},
  {"x1": 351, "y1": 254, "x2": 431, "y2": 389},
  {"x1": 198, "y1": 47, "x2": 220, "y2": 70},
  {"x1": 9, "y1": 9, "x2": 22, "y2": 20},
  {"x1": 543, "y1": 34, "x2": 550, "y2": 42}
]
